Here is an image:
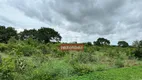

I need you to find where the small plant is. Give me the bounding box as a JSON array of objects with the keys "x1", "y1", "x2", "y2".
[
  {"x1": 115, "y1": 59, "x2": 124, "y2": 68},
  {"x1": 95, "y1": 65, "x2": 107, "y2": 71},
  {"x1": 72, "y1": 63, "x2": 94, "y2": 76},
  {"x1": 15, "y1": 58, "x2": 27, "y2": 73}
]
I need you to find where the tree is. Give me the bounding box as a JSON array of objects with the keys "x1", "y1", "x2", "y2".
[
  {"x1": 118, "y1": 41, "x2": 129, "y2": 47},
  {"x1": 94, "y1": 38, "x2": 110, "y2": 46},
  {"x1": 84, "y1": 42, "x2": 92, "y2": 46},
  {"x1": 19, "y1": 29, "x2": 37, "y2": 40},
  {"x1": 37, "y1": 27, "x2": 62, "y2": 43},
  {"x1": 133, "y1": 40, "x2": 142, "y2": 58},
  {"x1": 0, "y1": 26, "x2": 17, "y2": 43},
  {"x1": 19, "y1": 27, "x2": 62, "y2": 43},
  {"x1": 132, "y1": 40, "x2": 140, "y2": 47},
  {"x1": 87, "y1": 42, "x2": 92, "y2": 46},
  {"x1": 139, "y1": 40, "x2": 142, "y2": 48}
]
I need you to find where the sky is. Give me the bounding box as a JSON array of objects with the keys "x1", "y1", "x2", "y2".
[{"x1": 0, "y1": 0, "x2": 142, "y2": 45}]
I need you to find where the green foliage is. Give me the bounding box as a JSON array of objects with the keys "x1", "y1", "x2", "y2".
[
  {"x1": 133, "y1": 40, "x2": 142, "y2": 59},
  {"x1": 8, "y1": 37, "x2": 17, "y2": 44},
  {"x1": 133, "y1": 48, "x2": 142, "y2": 59},
  {"x1": 24, "y1": 37, "x2": 39, "y2": 47},
  {"x1": 19, "y1": 29, "x2": 37, "y2": 40},
  {"x1": 0, "y1": 36, "x2": 141, "y2": 80},
  {"x1": 37, "y1": 27, "x2": 62, "y2": 43},
  {"x1": 0, "y1": 43, "x2": 8, "y2": 52},
  {"x1": 132, "y1": 40, "x2": 140, "y2": 47},
  {"x1": 16, "y1": 45, "x2": 38, "y2": 56},
  {"x1": 29, "y1": 60, "x2": 74, "y2": 80},
  {"x1": 37, "y1": 44, "x2": 50, "y2": 54},
  {"x1": 118, "y1": 41, "x2": 129, "y2": 47},
  {"x1": 72, "y1": 64, "x2": 94, "y2": 76},
  {"x1": 15, "y1": 58, "x2": 27, "y2": 73},
  {"x1": 94, "y1": 38, "x2": 110, "y2": 46},
  {"x1": 84, "y1": 42, "x2": 92, "y2": 46},
  {"x1": 68, "y1": 52, "x2": 97, "y2": 64},
  {"x1": 115, "y1": 59, "x2": 124, "y2": 68},
  {"x1": 0, "y1": 26, "x2": 17, "y2": 43},
  {"x1": 65, "y1": 66, "x2": 142, "y2": 80},
  {"x1": 18, "y1": 27, "x2": 62, "y2": 43},
  {"x1": 0, "y1": 57, "x2": 15, "y2": 80}
]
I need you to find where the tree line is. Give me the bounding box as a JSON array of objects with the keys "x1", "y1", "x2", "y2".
[
  {"x1": 0, "y1": 25, "x2": 141, "y2": 47},
  {"x1": 93, "y1": 38, "x2": 129, "y2": 47},
  {"x1": 0, "y1": 25, "x2": 62, "y2": 43}
]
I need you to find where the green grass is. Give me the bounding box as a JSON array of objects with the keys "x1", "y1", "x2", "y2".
[
  {"x1": 64, "y1": 65, "x2": 142, "y2": 80},
  {"x1": 0, "y1": 40, "x2": 141, "y2": 80}
]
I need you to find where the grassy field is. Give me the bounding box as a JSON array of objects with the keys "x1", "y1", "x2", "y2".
[
  {"x1": 64, "y1": 65, "x2": 142, "y2": 80},
  {"x1": 0, "y1": 38, "x2": 142, "y2": 80}
]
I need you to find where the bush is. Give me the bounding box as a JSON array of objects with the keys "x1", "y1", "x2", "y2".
[
  {"x1": 29, "y1": 60, "x2": 74, "y2": 80},
  {"x1": 115, "y1": 59, "x2": 124, "y2": 68},
  {"x1": 24, "y1": 37, "x2": 39, "y2": 47},
  {"x1": 15, "y1": 57, "x2": 27, "y2": 73},
  {"x1": 95, "y1": 64, "x2": 108, "y2": 71},
  {"x1": 68, "y1": 52, "x2": 97, "y2": 64},
  {"x1": 0, "y1": 57, "x2": 15, "y2": 80},
  {"x1": 72, "y1": 63, "x2": 94, "y2": 76},
  {"x1": 0, "y1": 43, "x2": 8, "y2": 52},
  {"x1": 16, "y1": 45, "x2": 39, "y2": 56},
  {"x1": 133, "y1": 48, "x2": 142, "y2": 59},
  {"x1": 37, "y1": 44, "x2": 50, "y2": 54}
]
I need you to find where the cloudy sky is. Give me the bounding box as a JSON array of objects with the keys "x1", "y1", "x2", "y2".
[{"x1": 0, "y1": 0, "x2": 142, "y2": 45}]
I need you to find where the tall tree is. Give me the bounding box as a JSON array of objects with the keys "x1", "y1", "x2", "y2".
[
  {"x1": 37, "y1": 27, "x2": 62, "y2": 43},
  {"x1": 0, "y1": 26, "x2": 17, "y2": 43},
  {"x1": 19, "y1": 27, "x2": 62, "y2": 43},
  {"x1": 94, "y1": 38, "x2": 110, "y2": 46},
  {"x1": 118, "y1": 41, "x2": 129, "y2": 47},
  {"x1": 87, "y1": 42, "x2": 92, "y2": 46},
  {"x1": 19, "y1": 29, "x2": 37, "y2": 40}
]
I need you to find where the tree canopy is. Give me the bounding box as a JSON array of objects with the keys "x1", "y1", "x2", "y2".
[
  {"x1": 19, "y1": 27, "x2": 62, "y2": 43},
  {"x1": 93, "y1": 38, "x2": 110, "y2": 46},
  {"x1": 19, "y1": 29, "x2": 37, "y2": 40},
  {"x1": 118, "y1": 41, "x2": 129, "y2": 47},
  {"x1": 0, "y1": 26, "x2": 17, "y2": 43},
  {"x1": 133, "y1": 40, "x2": 142, "y2": 48},
  {"x1": 0, "y1": 26, "x2": 62, "y2": 43},
  {"x1": 37, "y1": 27, "x2": 62, "y2": 43}
]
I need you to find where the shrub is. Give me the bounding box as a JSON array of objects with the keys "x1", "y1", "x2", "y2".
[
  {"x1": 95, "y1": 64, "x2": 108, "y2": 71},
  {"x1": 15, "y1": 58, "x2": 27, "y2": 73},
  {"x1": 72, "y1": 63, "x2": 94, "y2": 76},
  {"x1": 37, "y1": 44, "x2": 50, "y2": 54},
  {"x1": 8, "y1": 37, "x2": 17, "y2": 44},
  {"x1": 0, "y1": 57, "x2": 15, "y2": 80},
  {"x1": 115, "y1": 59, "x2": 124, "y2": 68},
  {"x1": 29, "y1": 60, "x2": 74, "y2": 80},
  {"x1": 0, "y1": 43, "x2": 8, "y2": 52},
  {"x1": 68, "y1": 52, "x2": 97, "y2": 64},
  {"x1": 16, "y1": 45, "x2": 39, "y2": 56},
  {"x1": 24, "y1": 37, "x2": 39, "y2": 47},
  {"x1": 133, "y1": 48, "x2": 142, "y2": 59}
]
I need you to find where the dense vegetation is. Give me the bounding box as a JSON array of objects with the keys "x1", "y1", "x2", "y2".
[
  {"x1": 0, "y1": 25, "x2": 142, "y2": 80},
  {"x1": 65, "y1": 65, "x2": 142, "y2": 80},
  {"x1": 0, "y1": 26, "x2": 62, "y2": 43}
]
